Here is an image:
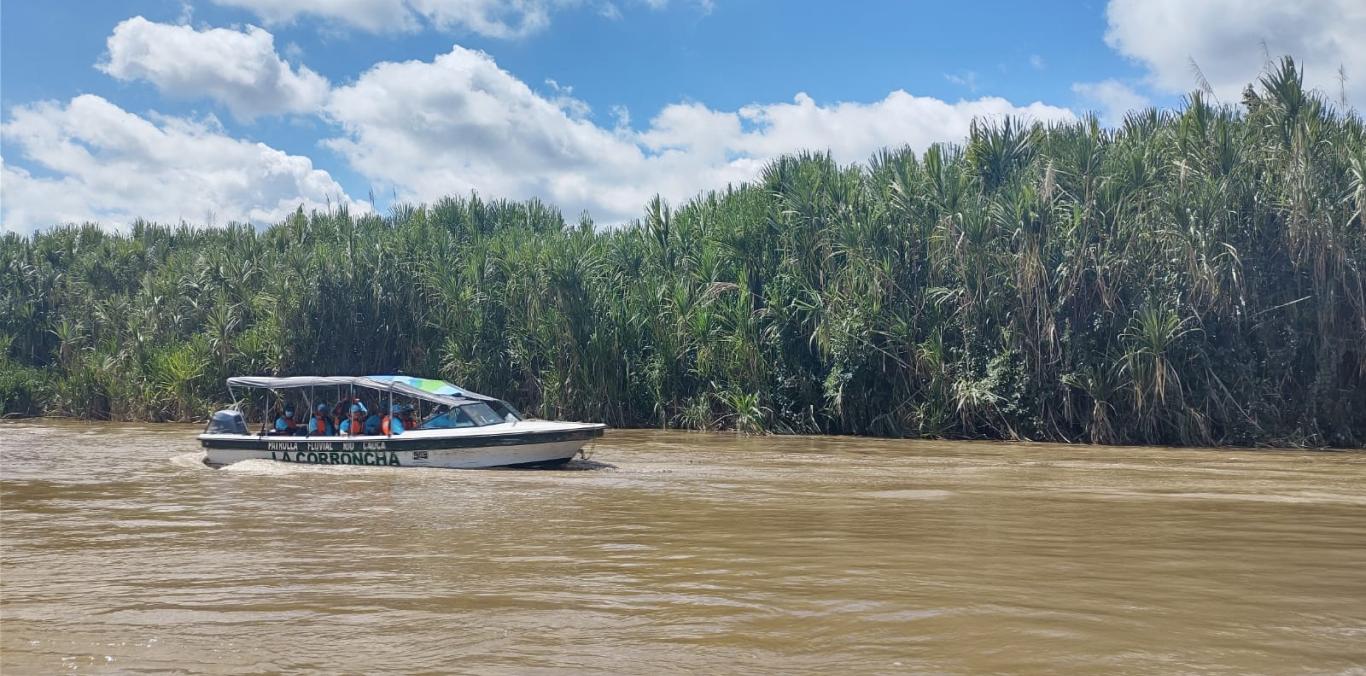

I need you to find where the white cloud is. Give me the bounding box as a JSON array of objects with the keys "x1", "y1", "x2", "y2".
[
  {"x1": 210, "y1": 0, "x2": 705, "y2": 38},
  {"x1": 1072, "y1": 79, "x2": 1150, "y2": 126},
  {"x1": 1029, "y1": 54, "x2": 1046, "y2": 70},
  {"x1": 543, "y1": 78, "x2": 591, "y2": 119},
  {"x1": 409, "y1": 0, "x2": 551, "y2": 38},
  {"x1": 0, "y1": 95, "x2": 362, "y2": 233},
  {"x1": 100, "y1": 17, "x2": 329, "y2": 120},
  {"x1": 597, "y1": 2, "x2": 622, "y2": 20},
  {"x1": 1105, "y1": 0, "x2": 1366, "y2": 110},
  {"x1": 943, "y1": 71, "x2": 979, "y2": 93},
  {"x1": 324, "y1": 45, "x2": 1075, "y2": 224},
  {"x1": 212, "y1": 0, "x2": 414, "y2": 33}
]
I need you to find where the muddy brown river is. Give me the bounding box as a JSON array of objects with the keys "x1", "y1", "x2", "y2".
[{"x1": 1, "y1": 421, "x2": 1364, "y2": 674}]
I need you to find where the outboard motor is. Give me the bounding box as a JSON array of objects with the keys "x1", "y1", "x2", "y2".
[{"x1": 205, "y1": 409, "x2": 248, "y2": 435}]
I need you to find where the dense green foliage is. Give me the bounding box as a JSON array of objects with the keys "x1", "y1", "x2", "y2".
[{"x1": 3, "y1": 60, "x2": 1363, "y2": 446}]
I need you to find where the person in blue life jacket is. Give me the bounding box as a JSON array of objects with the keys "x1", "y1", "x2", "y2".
[
  {"x1": 363, "y1": 407, "x2": 383, "y2": 435},
  {"x1": 381, "y1": 404, "x2": 406, "y2": 435},
  {"x1": 273, "y1": 406, "x2": 300, "y2": 436},
  {"x1": 331, "y1": 400, "x2": 348, "y2": 428},
  {"x1": 340, "y1": 402, "x2": 366, "y2": 436},
  {"x1": 309, "y1": 403, "x2": 336, "y2": 436},
  {"x1": 420, "y1": 404, "x2": 451, "y2": 428}
]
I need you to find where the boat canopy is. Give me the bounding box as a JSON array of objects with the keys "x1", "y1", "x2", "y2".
[{"x1": 225, "y1": 375, "x2": 502, "y2": 408}]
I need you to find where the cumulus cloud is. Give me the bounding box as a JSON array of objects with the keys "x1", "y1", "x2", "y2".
[
  {"x1": 1072, "y1": 79, "x2": 1150, "y2": 126},
  {"x1": 0, "y1": 95, "x2": 361, "y2": 233},
  {"x1": 211, "y1": 0, "x2": 702, "y2": 38},
  {"x1": 100, "y1": 16, "x2": 329, "y2": 120},
  {"x1": 1105, "y1": 0, "x2": 1366, "y2": 110},
  {"x1": 324, "y1": 45, "x2": 1075, "y2": 223}
]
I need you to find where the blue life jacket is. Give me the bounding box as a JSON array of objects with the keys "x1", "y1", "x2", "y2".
[
  {"x1": 364, "y1": 413, "x2": 382, "y2": 435},
  {"x1": 274, "y1": 415, "x2": 296, "y2": 433}
]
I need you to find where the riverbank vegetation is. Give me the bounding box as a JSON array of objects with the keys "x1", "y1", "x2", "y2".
[{"x1": 3, "y1": 59, "x2": 1363, "y2": 446}]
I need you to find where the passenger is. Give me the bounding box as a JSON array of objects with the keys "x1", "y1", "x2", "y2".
[
  {"x1": 265, "y1": 405, "x2": 282, "y2": 435},
  {"x1": 340, "y1": 403, "x2": 366, "y2": 436},
  {"x1": 419, "y1": 405, "x2": 444, "y2": 429},
  {"x1": 423, "y1": 404, "x2": 451, "y2": 426},
  {"x1": 309, "y1": 403, "x2": 336, "y2": 436},
  {"x1": 337, "y1": 396, "x2": 365, "y2": 421},
  {"x1": 364, "y1": 407, "x2": 383, "y2": 435},
  {"x1": 381, "y1": 405, "x2": 406, "y2": 435},
  {"x1": 273, "y1": 406, "x2": 300, "y2": 436},
  {"x1": 358, "y1": 403, "x2": 371, "y2": 435},
  {"x1": 331, "y1": 400, "x2": 348, "y2": 427},
  {"x1": 420, "y1": 406, "x2": 472, "y2": 430},
  {"x1": 400, "y1": 405, "x2": 418, "y2": 431}
]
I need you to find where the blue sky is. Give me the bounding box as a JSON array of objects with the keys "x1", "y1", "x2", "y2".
[{"x1": 2, "y1": 0, "x2": 1361, "y2": 232}]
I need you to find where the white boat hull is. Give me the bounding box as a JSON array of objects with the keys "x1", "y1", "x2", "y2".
[{"x1": 198, "y1": 421, "x2": 604, "y2": 469}]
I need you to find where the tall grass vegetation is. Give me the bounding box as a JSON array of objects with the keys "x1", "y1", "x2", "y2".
[{"x1": 3, "y1": 59, "x2": 1363, "y2": 446}]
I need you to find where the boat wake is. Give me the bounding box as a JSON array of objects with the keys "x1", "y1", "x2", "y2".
[
  {"x1": 169, "y1": 452, "x2": 382, "y2": 475},
  {"x1": 169, "y1": 451, "x2": 211, "y2": 469},
  {"x1": 171, "y1": 451, "x2": 617, "y2": 474},
  {"x1": 556, "y1": 458, "x2": 619, "y2": 471},
  {"x1": 218, "y1": 458, "x2": 405, "y2": 476}
]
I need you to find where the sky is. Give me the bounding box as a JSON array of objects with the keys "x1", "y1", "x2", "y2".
[{"x1": 2, "y1": 0, "x2": 1363, "y2": 233}]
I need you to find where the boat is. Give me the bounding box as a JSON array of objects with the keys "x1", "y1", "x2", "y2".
[{"x1": 198, "y1": 375, "x2": 605, "y2": 469}]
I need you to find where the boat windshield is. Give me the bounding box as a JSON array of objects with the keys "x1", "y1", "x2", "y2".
[{"x1": 420, "y1": 403, "x2": 508, "y2": 429}]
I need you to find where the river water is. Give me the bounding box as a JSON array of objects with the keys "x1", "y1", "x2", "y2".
[{"x1": 2, "y1": 421, "x2": 1364, "y2": 674}]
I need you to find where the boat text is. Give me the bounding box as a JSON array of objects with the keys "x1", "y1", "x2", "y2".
[
  {"x1": 269, "y1": 449, "x2": 401, "y2": 466},
  {"x1": 266, "y1": 441, "x2": 388, "y2": 452}
]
